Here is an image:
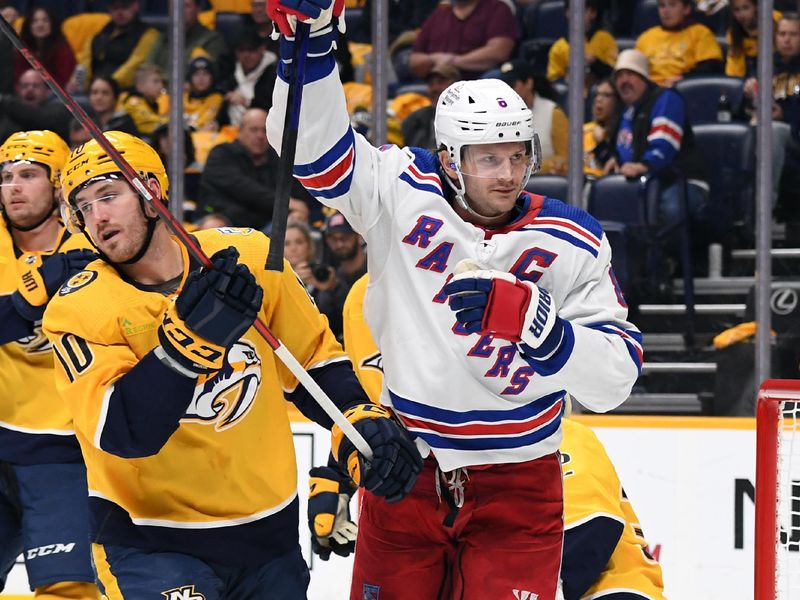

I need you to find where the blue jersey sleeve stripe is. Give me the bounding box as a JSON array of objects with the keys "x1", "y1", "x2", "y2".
[
  {"x1": 525, "y1": 227, "x2": 599, "y2": 257},
  {"x1": 389, "y1": 388, "x2": 564, "y2": 424},
  {"x1": 399, "y1": 172, "x2": 443, "y2": 196},
  {"x1": 538, "y1": 198, "x2": 604, "y2": 240},
  {"x1": 294, "y1": 128, "x2": 355, "y2": 178}
]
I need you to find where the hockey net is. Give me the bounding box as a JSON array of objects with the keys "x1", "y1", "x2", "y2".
[{"x1": 756, "y1": 380, "x2": 800, "y2": 599}]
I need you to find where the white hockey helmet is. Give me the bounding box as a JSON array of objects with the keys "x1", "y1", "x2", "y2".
[{"x1": 434, "y1": 79, "x2": 541, "y2": 214}]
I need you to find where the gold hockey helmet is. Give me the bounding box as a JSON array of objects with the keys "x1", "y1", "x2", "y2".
[
  {"x1": 61, "y1": 131, "x2": 169, "y2": 204},
  {"x1": 0, "y1": 130, "x2": 70, "y2": 186}
]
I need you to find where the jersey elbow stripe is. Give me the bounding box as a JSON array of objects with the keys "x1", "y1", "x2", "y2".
[
  {"x1": 294, "y1": 129, "x2": 355, "y2": 199},
  {"x1": 586, "y1": 323, "x2": 644, "y2": 368}
]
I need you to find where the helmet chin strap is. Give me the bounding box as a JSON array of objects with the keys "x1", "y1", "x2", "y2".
[{"x1": 119, "y1": 197, "x2": 159, "y2": 265}]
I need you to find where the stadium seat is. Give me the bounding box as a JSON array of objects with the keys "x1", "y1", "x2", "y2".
[
  {"x1": 518, "y1": 38, "x2": 556, "y2": 73},
  {"x1": 631, "y1": 0, "x2": 659, "y2": 36},
  {"x1": 674, "y1": 76, "x2": 744, "y2": 125},
  {"x1": 525, "y1": 175, "x2": 568, "y2": 201},
  {"x1": 692, "y1": 122, "x2": 755, "y2": 229},
  {"x1": 615, "y1": 37, "x2": 636, "y2": 53},
  {"x1": 589, "y1": 174, "x2": 695, "y2": 319},
  {"x1": 140, "y1": 14, "x2": 168, "y2": 33},
  {"x1": 214, "y1": 12, "x2": 245, "y2": 50},
  {"x1": 588, "y1": 174, "x2": 649, "y2": 225},
  {"x1": 588, "y1": 175, "x2": 650, "y2": 300},
  {"x1": 531, "y1": 0, "x2": 567, "y2": 41}
]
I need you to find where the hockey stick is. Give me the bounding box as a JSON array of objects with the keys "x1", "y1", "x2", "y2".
[
  {"x1": 0, "y1": 14, "x2": 373, "y2": 461},
  {"x1": 265, "y1": 21, "x2": 310, "y2": 271}
]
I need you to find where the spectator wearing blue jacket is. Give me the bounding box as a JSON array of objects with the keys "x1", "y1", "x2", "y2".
[{"x1": 604, "y1": 49, "x2": 707, "y2": 238}]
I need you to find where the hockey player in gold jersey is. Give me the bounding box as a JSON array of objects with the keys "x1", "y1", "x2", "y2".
[
  {"x1": 42, "y1": 131, "x2": 421, "y2": 599},
  {"x1": 0, "y1": 130, "x2": 99, "y2": 599},
  {"x1": 309, "y1": 273, "x2": 666, "y2": 599}
]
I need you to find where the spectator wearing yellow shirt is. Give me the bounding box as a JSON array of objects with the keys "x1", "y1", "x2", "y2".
[
  {"x1": 184, "y1": 56, "x2": 224, "y2": 131},
  {"x1": 547, "y1": 0, "x2": 618, "y2": 88},
  {"x1": 635, "y1": 0, "x2": 723, "y2": 87},
  {"x1": 120, "y1": 64, "x2": 168, "y2": 137},
  {"x1": 726, "y1": 0, "x2": 782, "y2": 79},
  {"x1": 500, "y1": 59, "x2": 569, "y2": 175}
]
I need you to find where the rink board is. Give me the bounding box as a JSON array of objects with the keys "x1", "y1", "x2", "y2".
[{"x1": 2, "y1": 414, "x2": 763, "y2": 600}]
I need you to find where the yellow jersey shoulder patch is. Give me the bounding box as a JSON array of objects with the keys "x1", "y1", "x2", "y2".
[{"x1": 58, "y1": 269, "x2": 98, "y2": 295}]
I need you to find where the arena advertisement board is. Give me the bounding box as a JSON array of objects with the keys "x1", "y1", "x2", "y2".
[{"x1": 3, "y1": 417, "x2": 764, "y2": 599}]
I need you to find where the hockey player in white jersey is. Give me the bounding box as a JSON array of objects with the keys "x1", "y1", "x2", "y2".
[{"x1": 266, "y1": 2, "x2": 642, "y2": 598}]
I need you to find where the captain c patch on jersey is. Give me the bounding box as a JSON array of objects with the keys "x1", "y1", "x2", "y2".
[{"x1": 183, "y1": 340, "x2": 262, "y2": 431}]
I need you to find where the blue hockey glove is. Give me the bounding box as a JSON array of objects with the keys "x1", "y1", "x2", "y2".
[
  {"x1": 12, "y1": 249, "x2": 97, "y2": 321},
  {"x1": 308, "y1": 465, "x2": 358, "y2": 560},
  {"x1": 158, "y1": 246, "x2": 263, "y2": 374},
  {"x1": 331, "y1": 404, "x2": 423, "y2": 503},
  {"x1": 443, "y1": 268, "x2": 558, "y2": 349}
]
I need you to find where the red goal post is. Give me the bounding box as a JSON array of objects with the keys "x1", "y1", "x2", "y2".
[{"x1": 755, "y1": 379, "x2": 800, "y2": 600}]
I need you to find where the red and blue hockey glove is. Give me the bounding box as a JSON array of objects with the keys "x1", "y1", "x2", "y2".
[
  {"x1": 12, "y1": 249, "x2": 97, "y2": 321},
  {"x1": 331, "y1": 404, "x2": 423, "y2": 503},
  {"x1": 308, "y1": 465, "x2": 358, "y2": 560},
  {"x1": 158, "y1": 246, "x2": 263, "y2": 375},
  {"x1": 267, "y1": 0, "x2": 344, "y2": 36},
  {"x1": 443, "y1": 266, "x2": 558, "y2": 350}
]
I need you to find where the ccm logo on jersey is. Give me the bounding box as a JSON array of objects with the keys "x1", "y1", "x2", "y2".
[
  {"x1": 58, "y1": 270, "x2": 97, "y2": 295},
  {"x1": 26, "y1": 542, "x2": 75, "y2": 559},
  {"x1": 161, "y1": 585, "x2": 206, "y2": 600},
  {"x1": 183, "y1": 340, "x2": 262, "y2": 431}
]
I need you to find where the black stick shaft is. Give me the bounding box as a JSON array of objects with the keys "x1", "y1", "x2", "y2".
[{"x1": 265, "y1": 22, "x2": 311, "y2": 271}]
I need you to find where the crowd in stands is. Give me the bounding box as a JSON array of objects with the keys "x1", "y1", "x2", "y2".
[{"x1": 1, "y1": 0, "x2": 800, "y2": 327}]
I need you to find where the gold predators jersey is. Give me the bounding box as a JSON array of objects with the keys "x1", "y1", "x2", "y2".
[
  {"x1": 0, "y1": 214, "x2": 90, "y2": 464},
  {"x1": 42, "y1": 228, "x2": 349, "y2": 561},
  {"x1": 342, "y1": 274, "x2": 383, "y2": 404},
  {"x1": 561, "y1": 419, "x2": 666, "y2": 599},
  {"x1": 635, "y1": 23, "x2": 722, "y2": 86}
]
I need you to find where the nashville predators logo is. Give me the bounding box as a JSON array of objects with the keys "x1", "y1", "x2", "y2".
[
  {"x1": 58, "y1": 270, "x2": 97, "y2": 296},
  {"x1": 184, "y1": 340, "x2": 262, "y2": 431},
  {"x1": 15, "y1": 324, "x2": 51, "y2": 354},
  {"x1": 360, "y1": 351, "x2": 383, "y2": 374}
]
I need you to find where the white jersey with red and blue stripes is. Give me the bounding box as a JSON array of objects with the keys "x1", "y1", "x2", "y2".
[{"x1": 268, "y1": 37, "x2": 641, "y2": 472}]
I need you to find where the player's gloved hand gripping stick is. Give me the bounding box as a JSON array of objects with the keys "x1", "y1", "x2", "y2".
[{"x1": 0, "y1": 13, "x2": 374, "y2": 463}]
